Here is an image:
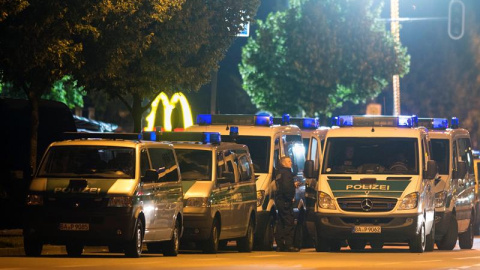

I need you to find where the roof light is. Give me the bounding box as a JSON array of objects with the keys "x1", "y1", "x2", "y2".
[
  {"x1": 197, "y1": 114, "x2": 212, "y2": 125},
  {"x1": 141, "y1": 131, "x2": 157, "y2": 141},
  {"x1": 450, "y1": 117, "x2": 459, "y2": 129},
  {"x1": 195, "y1": 114, "x2": 273, "y2": 127},
  {"x1": 418, "y1": 118, "x2": 449, "y2": 129},
  {"x1": 282, "y1": 114, "x2": 290, "y2": 125},
  {"x1": 230, "y1": 126, "x2": 239, "y2": 136},
  {"x1": 335, "y1": 115, "x2": 418, "y2": 128},
  {"x1": 288, "y1": 117, "x2": 319, "y2": 129},
  {"x1": 157, "y1": 131, "x2": 221, "y2": 144}
]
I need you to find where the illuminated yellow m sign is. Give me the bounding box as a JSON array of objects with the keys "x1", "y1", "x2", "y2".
[{"x1": 145, "y1": 92, "x2": 193, "y2": 132}]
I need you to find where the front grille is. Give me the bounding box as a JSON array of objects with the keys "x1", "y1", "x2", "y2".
[
  {"x1": 45, "y1": 197, "x2": 107, "y2": 209},
  {"x1": 337, "y1": 198, "x2": 397, "y2": 212},
  {"x1": 341, "y1": 217, "x2": 393, "y2": 225}
]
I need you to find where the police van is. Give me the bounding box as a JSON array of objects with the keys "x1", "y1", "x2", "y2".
[
  {"x1": 473, "y1": 153, "x2": 480, "y2": 235},
  {"x1": 156, "y1": 131, "x2": 257, "y2": 253},
  {"x1": 304, "y1": 115, "x2": 437, "y2": 253},
  {"x1": 186, "y1": 114, "x2": 305, "y2": 250},
  {"x1": 418, "y1": 117, "x2": 476, "y2": 249},
  {"x1": 23, "y1": 133, "x2": 183, "y2": 257}
]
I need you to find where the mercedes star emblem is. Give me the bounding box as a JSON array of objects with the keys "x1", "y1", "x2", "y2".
[{"x1": 361, "y1": 199, "x2": 373, "y2": 212}]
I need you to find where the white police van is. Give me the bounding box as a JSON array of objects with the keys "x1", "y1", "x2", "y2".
[
  {"x1": 156, "y1": 131, "x2": 257, "y2": 254},
  {"x1": 418, "y1": 117, "x2": 476, "y2": 250},
  {"x1": 304, "y1": 115, "x2": 437, "y2": 253},
  {"x1": 23, "y1": 132, "x2": 183, "y2": 257},
  {"x1": 187, "y1": 114, "x2": 305, "y2": 250}
]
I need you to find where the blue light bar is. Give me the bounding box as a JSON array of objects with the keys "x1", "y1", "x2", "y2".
[
  {"x1": 230, "y1": 126, "x2": 239, "y2": 136},
  {"x1": 157, "y1": 131, "x2": 221, "y2": 144},
  {"x1": 197, "y1": 114, "x2": 212, "y2": 125},
  {"x1": 282, "y1": 114, "x2": 290, "y2": 125},
  {"x1": 195, "y1": 114, "x2": 273, "y2": 127},
  {"x1": 418, "y1": 117, "x2": 448, "y2": 129},
  {"x1": 450, "y1": 117, "x2": 459, "y2": 129},
  {"x1": 335, "y1": 115, "x2": 418, "y2": 128},
  {"x1": 141, "y1": 131, "x2": 157, "y2": 141}
]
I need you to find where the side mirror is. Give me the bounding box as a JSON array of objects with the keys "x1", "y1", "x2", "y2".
[
  {"x1": 304, "y1": 160, "x2": 315, "y2": 178},
  {"x1": 453, "y1": 161, "x2": 467, "y2": 179},
  {"x1": 143, "y1": 169, "x2": 158, "y2": 183},
  {"x1": 425, "y1": 160, "x2": 437, "y2": 180}
]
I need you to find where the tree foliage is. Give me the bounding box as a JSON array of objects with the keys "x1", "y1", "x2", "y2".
[
  {"x1": 240, "y1": 0, "x2": 410, "y2": 117},
  {"x1": 74, "y1": 0, "x2": 260, "y2": 132}
]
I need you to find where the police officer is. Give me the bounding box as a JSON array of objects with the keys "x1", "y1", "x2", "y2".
[{"x1": 274, "y1": 156, "x2": 300, "y2": 252}]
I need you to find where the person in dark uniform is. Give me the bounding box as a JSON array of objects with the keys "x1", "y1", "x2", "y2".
[{"x1": 274, "y1": 156, "x2": 300, "y2": 252}]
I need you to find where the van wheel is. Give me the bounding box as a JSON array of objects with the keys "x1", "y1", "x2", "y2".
[
  {"x1": 237, "y1": 217, "x2": 254, "y2": 252},
  {"x1": 458, "y1": 216, "x2": 474, "y2": 249},
  {"x1": 66, "y1": 243, "x2": 84, "y2": 257},
  {"x1": 203, "y1": 219, "x2": 220, "y2": 254},
  {"x1": 163, "y1": 219, "x2": 180, "y2": 256},
  {"x1": 125, "y1": 219, "x2": 143, "y2": 258},
  {"x1": 256, "y1": 214, "x2": 275, "y2": 251},
  {"x1": 436, "y1": 215, "x2": 457, "y2": 250},
  {"x1": 425, "y1": 220, "x2": 435, "y2": 252},
  {"x1": 24, "y1": 235, "x2": 43, "y2": 257},
  {"x1": 348, "y1": 239, "x2": 366, "y2": 251},
  {"x1": 409, "y1": 222, "x2": 426, "y2": 253}
]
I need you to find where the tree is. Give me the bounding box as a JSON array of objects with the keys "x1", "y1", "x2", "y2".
[
  {"x1": 240, "y1": 0, "x2": 410, "y2": 117},
  {"x1": 0, "y1": 0, "x2": 98, "y2": 171},
  {"x1": 1, "y1": 75, "x2": 86, "y2": 109},
  {"x1": 75, "y1": 0, "x2": 260, "y2": 132}
]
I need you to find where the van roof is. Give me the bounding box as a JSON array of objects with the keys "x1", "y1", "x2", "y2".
[
  {"x1": 427, "y1": 128, "x2": 470, "y2": 139},
  {"x1": 50, "y1": 139, "x2": 172, "y2": 148},
  {"x1": 325, "y1": 126, "x2": 426, "y2": 138}
]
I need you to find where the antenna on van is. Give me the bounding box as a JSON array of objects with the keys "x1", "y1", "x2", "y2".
[{"x1": 226, "y1": 121, "x2": 230, "y2": 131}]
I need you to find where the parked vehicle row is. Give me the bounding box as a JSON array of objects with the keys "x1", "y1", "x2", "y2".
[{"x1": 22, "y1": 114, "x2": 478, "y2": 257}]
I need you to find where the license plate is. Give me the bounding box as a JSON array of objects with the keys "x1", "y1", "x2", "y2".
[
  {"x1": 59, "y1": 223, "x2": 89, "y2": 231},
  {"x1": 352, "y1": 226, "x2": 381, "y2": 233}
]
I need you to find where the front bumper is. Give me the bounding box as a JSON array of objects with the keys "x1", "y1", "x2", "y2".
[
  {"x1": 181, "y1": 207, "x2": 213, "y2": 241},
  {"x1": 23, "y1": 206, "x2": 135, "y2": 246}
]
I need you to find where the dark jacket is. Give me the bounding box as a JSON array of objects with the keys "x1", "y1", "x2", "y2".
[{"x1": 275, "y1": 166, "x2": 296, "y2": 202}]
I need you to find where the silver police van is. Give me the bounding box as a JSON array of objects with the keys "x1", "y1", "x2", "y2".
[{"x1": 23, "y1": 133, "x2": 183, "y2": 257}]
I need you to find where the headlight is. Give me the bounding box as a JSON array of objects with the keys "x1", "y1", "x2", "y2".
[
  {"x1": 108, "y1": 196, "x2": 133, "y2": 207},
  {"x1": 318, "y1": 192, "x2": 336, "y2": 210},
  {"x1": 186, "y1": 197, "x2": 210, "y2": 207},
  {"x1": 256, "y1": 190, "x2": 265, "y2": 207},
  {"x1": 26, "y1": 194, "x2": 43, "y2": 206},
  {"x1": 398, "y1": 192, "x2": 418, "y2": 210},
  {"x1": 434, "y1": 191, "x2": 447, "y2": 208}
]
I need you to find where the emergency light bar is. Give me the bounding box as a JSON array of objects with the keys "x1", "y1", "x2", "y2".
[
  {"x1": 450, "y1": 117, "x2": 459, "y2": 129},
  {"x1": 418, "y1": 118, "x2": 449, "y2": 130},
  {"x1": 156, "y1": 131, "x2": 221, "y2": 144},
  {"x1": 334, "y1": 115, "x2": 418, "y2": 128},
  {"x1": 196, "y1": 114, "x2": 273, "y2": 127},
  {"x1": 273, "y1": 115, "x2": 319, "y2": 129}
]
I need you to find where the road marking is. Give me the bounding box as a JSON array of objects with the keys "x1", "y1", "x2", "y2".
[{"x1": 250, "y1": 255, "x2": 282, "y2": 258}]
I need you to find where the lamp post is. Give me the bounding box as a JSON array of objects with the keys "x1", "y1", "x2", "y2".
[{"x1": 391, "y1": 0, "x2": 401, "y2": 116}]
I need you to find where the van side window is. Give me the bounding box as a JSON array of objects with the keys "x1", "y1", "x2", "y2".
[
  {"x1": 310, "y1": 138, "x2": 319, "y2": 171},
  {"x1": 458, "y1": 138, "x2": 474, "y2": 174},
  {"x1": 149, "y1": 148, "x2": 179, "y2": 182},
  {"x1": 452, "y1": 141, "x2": 458, "y2": 171},
  {"x1": 421, "y1": 137, "x2": 427, "y2": 171},
  {"x1": 237, "y1": 152, "x2": 253, "y2": 182},
  {"x1": 140, "y1": 149, "x2": 150, "y2": 179},
  {"x1": 217, "y1": 150, "x2": 236, "y2": 183},
  {"x1": 273, "y1": 137, "x2": 280, "y2": 170}
]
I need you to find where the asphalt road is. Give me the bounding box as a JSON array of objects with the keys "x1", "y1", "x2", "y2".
[{"x1": 1, "y1": 237, "x2": 479, "y2": 270}]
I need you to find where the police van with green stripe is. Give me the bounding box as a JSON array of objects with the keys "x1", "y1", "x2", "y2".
[
  {"x1": 23, "y1": 133, "x2": 183, "y2": 257},
  {"x1": 304, "y1": 115, "x2": 438, "y2": 253},
  {"x1": 157, "y1": 131, "x2": 257, "y2": 254}
]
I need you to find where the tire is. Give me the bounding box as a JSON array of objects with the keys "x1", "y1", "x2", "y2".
[
  {"x1": 369, "y1": 240, "x2": 384, "y2": 250},
  {"x1": 66, "y1": 243, "x2": 84, "y2": 257},
  {"x1": 163, "y1": 219, "x2": 180, "y2": 256},
  {"x1": 256, "y1": 214, "x2": 275, "y2": 251},
  {"x1": 425, "y1": 220, "x2": 435, "y2": 252},
  {"x1": 409, "y1": 222, "x2": 426, "y2": 253},
  {"x1": 237, "y1": 217, "x2": 254, "y2": 252},
  {"x1": 458, "y1": 216, "x2": 474, "y2": 249},
  {"x1": 348, "y1": 239, "x2": 366, "y2": 251},
  {"x1": 24, "y1": 235, "x2": 43, "y2": 257},
  {"x1": 202, "y1": 219, "x2": 220, "y2": 254},
  {"x1": 125, "y1": 219, "x2": 144, "y2": 258},
  {"x1": 436, "y1": 215, "x2": 458, "y2": 250}
]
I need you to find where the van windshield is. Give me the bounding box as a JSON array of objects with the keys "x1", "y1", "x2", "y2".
[
  {"x1": 430, "y1": 139, "x2": 449, "y2": 175},
  {"x1": 322, "y1": 138, "x2": 418, "y2": 175},
  {"x1": 37, "y1": 146, "x2": 135, "y2": 179},
  {"x1": 230, "y1": 136, "x2": 271, "y2": 173},
  {"x1": 175, "y1": 149, "x2": 212, "y2": 181}
]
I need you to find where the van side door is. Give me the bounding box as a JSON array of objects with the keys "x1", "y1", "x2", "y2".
[
  {"x1": 139, "y1": 148, "x2": 158, "y2": 241},
  {"x1": 455, "y1": 138, "x2": 475, "y2": 229},
  {"x1": 215, "y1": 150, "x2": 236, "y2": 239},
  {"x1": 232, "y1": 149, "x2": 256, "y2": 236}
]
